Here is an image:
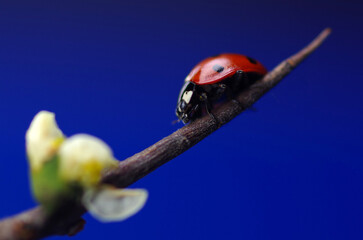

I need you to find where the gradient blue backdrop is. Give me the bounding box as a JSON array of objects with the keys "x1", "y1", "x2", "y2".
[{"x1": 0, "y1": 0, "x2": 362, "y2": 239}]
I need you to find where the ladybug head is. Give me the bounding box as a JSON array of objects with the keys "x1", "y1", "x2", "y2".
[{"x1": 176, "y1": 81, "x2": 200, "y2": 124}]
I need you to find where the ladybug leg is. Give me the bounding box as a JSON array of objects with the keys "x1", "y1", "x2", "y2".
[
  {"x1": 228, "y1": 92, "x2": 245, "y2": 111},
  {"x1": 200, "y1": 92, "x2": 219, "y2": 125},
  {"x1": 235, "y1": 70, "x2": 249, "y2": 87},
  {"x1": 222, "y1": 83, "x2": 241, "y2": 106},
  {"x1": 234, "y1": 70, "x2": 259, "y2": 111},
  {"x1": 215, "y1": 83, "x2": 227, "y2": 99},
  {"x1": 224, "y1": 70, "x2": 248, "y2": 110}
]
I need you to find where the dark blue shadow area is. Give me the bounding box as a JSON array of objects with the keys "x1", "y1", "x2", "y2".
[{"x1": 0, "y1": 0, "x2": 362, "y2": 239}]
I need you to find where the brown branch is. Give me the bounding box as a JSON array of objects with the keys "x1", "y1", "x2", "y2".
[{"x1": 0, "y1": 28, "x2": 331, "y2": 240}]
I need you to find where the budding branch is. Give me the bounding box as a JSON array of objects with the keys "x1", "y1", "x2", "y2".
[{"x1": 0, "y1": 28, "x2": 331, "y2": 240}]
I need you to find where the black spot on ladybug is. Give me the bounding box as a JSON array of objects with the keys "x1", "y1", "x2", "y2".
[
  {"x1": 246, "y1": 56, "x2": 257, "y2": 64},
  {"x1": 213, "y1": 64, "x2": 224, "y2": 73}
]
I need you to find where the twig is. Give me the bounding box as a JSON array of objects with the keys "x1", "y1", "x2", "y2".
[{"x1": 0, "y1": 28, "x2": 331, "y2": 240}]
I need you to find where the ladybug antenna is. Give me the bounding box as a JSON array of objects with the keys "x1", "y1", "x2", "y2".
[{"x1": 171, "y1": 119, "x2": 181, "y2": 125}]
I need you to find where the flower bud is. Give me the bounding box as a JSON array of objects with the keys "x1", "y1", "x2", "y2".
[
  {"x1": 26, "y1": 111, "x2": 64, "y2": 171},
  {"x1": 58, "y1": 134, "x2": 118, "y2": 187}
]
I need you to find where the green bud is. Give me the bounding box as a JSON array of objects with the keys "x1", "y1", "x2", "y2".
[{"x1": 26, "y1": 111, "x2": 72, "y2": 211}]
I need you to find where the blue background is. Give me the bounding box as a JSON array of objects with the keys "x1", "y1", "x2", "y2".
[{"x1": 0, "y1": 0, "x2": 362, "y2": 239}]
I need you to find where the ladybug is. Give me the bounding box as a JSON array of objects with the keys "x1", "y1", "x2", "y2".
[{"x1": 176, "y1": 53, "x2": 267, "y2": 124}]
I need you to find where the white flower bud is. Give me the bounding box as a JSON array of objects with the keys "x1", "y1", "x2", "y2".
[
  {"x1": 26, "y1": 111, "x2": 64, "y2": 171},
  {"x1": 58, "y1": 134, "x2": 118, "y2": 186}
]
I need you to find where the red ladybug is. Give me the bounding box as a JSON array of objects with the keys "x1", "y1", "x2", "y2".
[{"x1": 176, "y1": 53, "x2": 267, "y2": 123}]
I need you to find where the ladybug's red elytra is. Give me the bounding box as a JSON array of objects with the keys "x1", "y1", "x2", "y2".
[{"x1": 176, "y1": 53, "x2": 267, "y2": 124}]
